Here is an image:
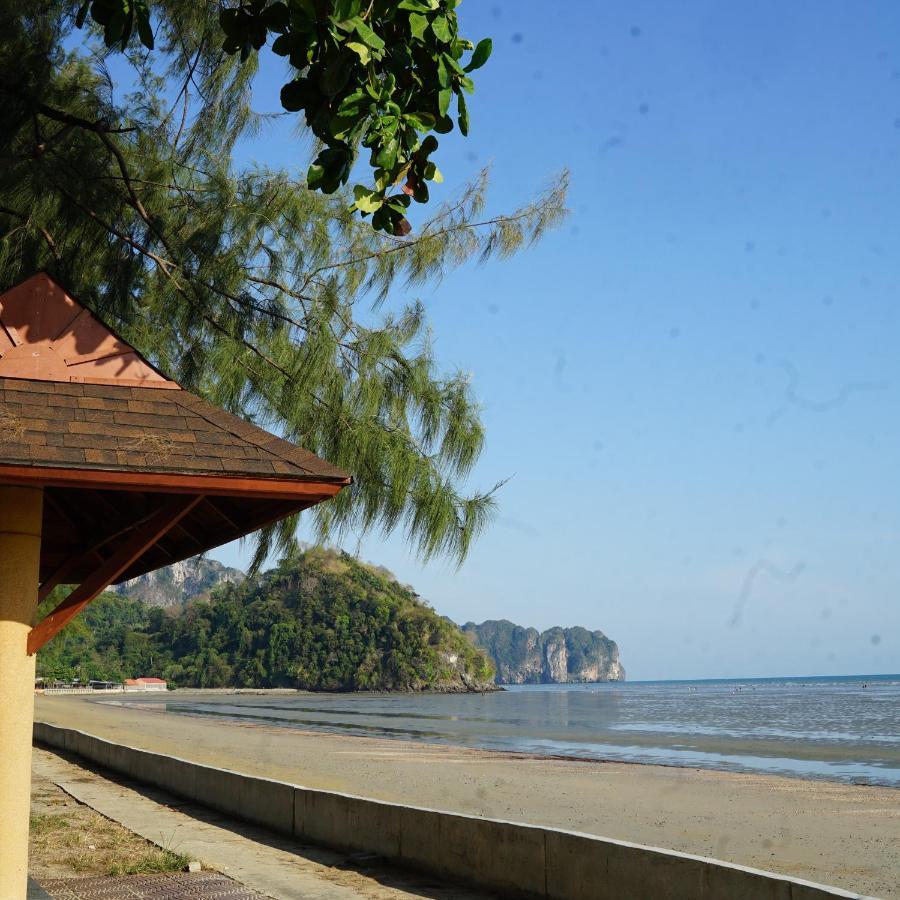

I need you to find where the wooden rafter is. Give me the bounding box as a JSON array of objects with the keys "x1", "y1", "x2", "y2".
[
  {"x1": 204, "y1": 497, "x2": 241, "y2": 530},
  {"x1": 38, "y1": 555, "x2": 81, "y2": 604},
  {"x1": 27, "y1": 494, "x2": 202, "y2": 655},
  {"x1": 37, "y1": 503, "x2": 164, "y2": 601}
]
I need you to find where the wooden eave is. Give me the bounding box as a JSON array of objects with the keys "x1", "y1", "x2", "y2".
[{"x1": 0, "y1": 463, "x2": 350, "y2": 501}]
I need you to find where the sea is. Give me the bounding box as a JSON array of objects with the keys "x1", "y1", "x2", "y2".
[{"x1": 118, "y1": 674, "x2": 900, "y2": 787}]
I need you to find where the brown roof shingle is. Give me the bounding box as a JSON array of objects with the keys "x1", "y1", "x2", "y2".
[{"x1": 0, "y1": 378, "x2": 348, "y2": 483}]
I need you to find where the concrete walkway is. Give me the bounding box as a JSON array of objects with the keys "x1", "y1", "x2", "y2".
[{"x1": 33, "y1": 749, "x2": 493, "y2": 900}]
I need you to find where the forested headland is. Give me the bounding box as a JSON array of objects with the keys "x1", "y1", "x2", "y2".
[{"x1": 37, "y1": 549, "x2": 495, "y2": 692}]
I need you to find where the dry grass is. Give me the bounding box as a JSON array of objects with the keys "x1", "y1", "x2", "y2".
[
  {"x1": 119, "y1": 433, "x2": 179, "y2": 458},
  {"x1": 29, "y1": 810, "x2": 191, "y2": 879}
]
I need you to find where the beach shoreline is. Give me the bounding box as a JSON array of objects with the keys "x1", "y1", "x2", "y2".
[
  {"x1": 90, "y1": 692, "x2": 900, "y2": 786},
  {"x1": 34, "y1": 694, "x2": 900, "y2": 899}
]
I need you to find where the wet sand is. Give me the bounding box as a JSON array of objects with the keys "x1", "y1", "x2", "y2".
[{"x1": 35, "y1": 695, "x2": 900, "y2": 898}]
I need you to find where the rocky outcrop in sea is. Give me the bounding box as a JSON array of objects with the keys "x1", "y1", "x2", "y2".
[{"x1": 462, "y1": 619, "x2": 625, "y2": 685}]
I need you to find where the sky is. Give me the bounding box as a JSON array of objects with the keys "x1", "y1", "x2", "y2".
[{"x1": 213, "y1": 0, "x2": 900, "y2": 680}]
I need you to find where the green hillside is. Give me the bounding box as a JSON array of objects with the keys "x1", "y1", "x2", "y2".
[{"x1": 37, "y1": 549, "x2": 496, "y2": 692}]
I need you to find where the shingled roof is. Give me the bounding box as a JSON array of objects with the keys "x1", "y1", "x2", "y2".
[
  {"x1": 0, "y1": 275, "x2": 351, "y2": 645},
  {"x1": 0, "y1": 378, "x2": 347, "y2": 482},
  {"x1": 0, "y1": 273, "x2": 347, "y2": 484}
]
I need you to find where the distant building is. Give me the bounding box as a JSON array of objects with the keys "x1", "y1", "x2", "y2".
[
  {"x1": 124, "y1": 677, "x2": 168, "y2": 692},
  {"x1": 37, "y1": 678, "x2": 125, "y2": 694},
  {"x1": 88, "y1": 680, "x2": 123, "y2": 692}
]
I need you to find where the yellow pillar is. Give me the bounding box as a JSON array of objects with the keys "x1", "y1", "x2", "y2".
[{"x1": 0, "y1": 485, "x2": 43, "y2": 899}]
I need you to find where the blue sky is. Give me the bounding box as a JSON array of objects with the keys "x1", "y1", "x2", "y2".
[{"x1": 215, "y1": 1, "x2": 900, "y2": 680}]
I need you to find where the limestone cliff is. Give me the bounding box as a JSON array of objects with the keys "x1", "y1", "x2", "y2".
[
  {"x1": 112, "y1": 556, "x2": 245, "y2": 609},
  {"x1": 462, "y1": 619, "x2": 625, "y2": 684}
]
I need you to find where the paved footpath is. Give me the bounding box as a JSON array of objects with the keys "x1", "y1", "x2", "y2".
[{"x1": 33, "y1": 748, "x2": 493, "y2": 900}]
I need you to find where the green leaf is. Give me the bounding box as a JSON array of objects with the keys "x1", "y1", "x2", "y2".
[
  {"x1": 431, "y1": 16, "x2": 452, "y2": 43},
  {"x1": 319, "y1": 52, "x2": 355, "y2": 96},
  {"x1": 379, "y1": 114, "x2": 399, "y2": 136},
  {"x1": 135, "y1": 4, "x2": 154, "y2": 50},
  {"x1": 351, "y1": 17, "x2": 386, "y2": 51},
  {"x1": 442, "y1": 52, "x2": 466, "y2": 76},
  {"x1": 436, "y1": 55, "x2": 450, "y2": 88},
  {"x1": 464, "y1": 37, "x2": 492, "y2": 72},
  {"x1": 262, "y1": 2, "x2": 290, "y2": 32},
  {"x1": 409, "y1": 13, "x2": 429, "y2": 40},
  {"x1": 332, "y1": 0, "x2": 364, "y2": 22},
  {"x1": 338, "y1": 89, "x2": 367, "y2": 112},
  {"x1": 346, "y1": 41, "x2": 370, "y2": 64},
  {"x1": 331, "y1": 107, "x2": 366, "y2": 139},
  {"x1": 307, "y1": 164, "x2": 325, "y2": 189},
  {"x1": 292, "y1": 0, "x2": 317, "y2": 22},
  {"x1": 434, "y1": 114, "x2": 454, "y2": 134},
  {"x1": 353, "y1": 185, "x2": 384, "y2": 213},
  {"x1": 424, "y1": 162, "x2": 444, "y2": 183},
  {"x1": 374, "y1": 168, "x2": 391, "y2": 191},
  {"x1": 375, "y1": 139, "x2": 399, "y2": 170},
  {"x1": 311, "y1": 146, "x2": 354, "y2": 193},
  {"x1": 458, "y1": 75, "x2": 475, "y2": 94},
  {"x1": 280, "y1": 78, "x2": 316, "y2": 112},
  {"x1": 372, "y1": 205, "x2": 390, "y2": 232},
  {"x1": 271, "y1": 34, "x2": 292, "y2": 56},
  {"x1": 388, "y1": 194, "x2": 412, "y2": 212},
  {"x1": 75, "y1": 1, "x2": 90, "y2": 28},
  {"x1": 104, "y1": 8, "x2": 127, "y2": 48},
  {"x1": 438, "y1": 87, "x2": 452, "y2": 117},
  {"x1": 457, "y1": 91, "x2": 469, "y2": 136},
  {"x1": 405, "y1": 112, "x2": 435, "y2": 132},
  {"x1": 219, "y1": 7, "x2": 240, "y2": 38}
]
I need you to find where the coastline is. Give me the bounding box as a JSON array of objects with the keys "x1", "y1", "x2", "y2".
[
  {"x1": 34, "y1": 694, "x2": 900, "y2": 899},
  {"x1": 165, "y1": 684, "x2": 506, "y2": 694}
]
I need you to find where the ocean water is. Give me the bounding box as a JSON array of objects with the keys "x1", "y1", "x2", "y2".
[{"x1": 118, "y1": 674, "x2": 900, "y2": 787}]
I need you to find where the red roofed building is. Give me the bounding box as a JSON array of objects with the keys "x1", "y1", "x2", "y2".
[{"x1": 123, "y1": 677, "x2": 167, "y2": 692}]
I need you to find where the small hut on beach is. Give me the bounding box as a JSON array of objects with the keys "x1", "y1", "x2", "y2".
[{"x1": 0, "y1": 273, "x2": 350, "y2": 897}]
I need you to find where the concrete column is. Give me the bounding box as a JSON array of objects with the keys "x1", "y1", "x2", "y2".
[{"x1": 0, "y1": 486, "x2": 43, "y2": 899}]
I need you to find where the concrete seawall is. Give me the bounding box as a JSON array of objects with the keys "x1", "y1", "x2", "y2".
[{"x1": 33, "y1": 721, "x2": 869, "y2": 900}]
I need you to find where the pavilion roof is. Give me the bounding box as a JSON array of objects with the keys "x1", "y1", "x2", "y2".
[{"x1": 0, "y1": 273, "x2": 351, "y2": 654}]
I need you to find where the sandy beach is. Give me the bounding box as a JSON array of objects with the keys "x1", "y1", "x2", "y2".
[{"x1": 35, "y1": 694, "x2": 900, "y2": 899}]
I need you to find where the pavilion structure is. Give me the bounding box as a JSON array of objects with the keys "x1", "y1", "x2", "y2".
[{"x1": 0, "y1": 273, "x2": 351, "y2": 897}]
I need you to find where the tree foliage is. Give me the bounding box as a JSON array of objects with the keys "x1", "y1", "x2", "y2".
[
  {"x1": 37, "y1": 549, "x2": 496, "y2": 690},
  {"x1": 76, "y1": 0, "x2": 492, "y2": 235},
  {"x1": 1, "y1": 3, "x2": 567, "y2": 567}
]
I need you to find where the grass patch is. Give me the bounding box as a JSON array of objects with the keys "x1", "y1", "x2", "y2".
[
  {"x1": 30, "y1": 814, "x2": 71, "y2": 835},
  {"x1": 29, "y1": 809, "x2": 192, "y2": 877},
  {"x1": 108, "y1": 849, "x2": 192, "y2": 877}
]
